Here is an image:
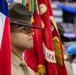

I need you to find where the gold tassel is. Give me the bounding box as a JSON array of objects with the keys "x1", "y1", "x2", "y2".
[
  {"x1": 36, "y1": 72, "x2": 40, "y2": 75},
  {"x1": 38, "y1": 64, "x2": 46, "y2": 74}
]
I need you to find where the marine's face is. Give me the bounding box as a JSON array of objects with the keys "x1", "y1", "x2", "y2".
[{"x1": 10, "y1": 24, "x2": 34, "y2": 50}]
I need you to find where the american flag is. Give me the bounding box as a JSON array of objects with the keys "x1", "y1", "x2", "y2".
[{"x1": 0, "y1": 0, "x2": 11, "y2": 75}]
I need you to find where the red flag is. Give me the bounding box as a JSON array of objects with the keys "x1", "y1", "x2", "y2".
[
  {"x1": 24, "y1": 0, "x2": 68, "y2": 75},
  {"x1": 37, "y1": 0, "x2": 58, "y2": 75},
  {"x1": 47, "y1": 0, "x2": 68, "y2": 75},
  {"x1": 0, "y1": 1, "x2": 11, "y2": 75},
  {"x1": 25, "y1": 0, "x2": 57, "y2": 74}
]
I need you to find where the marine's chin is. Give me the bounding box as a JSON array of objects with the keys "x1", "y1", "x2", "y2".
[
  {"x1": 26, "y1": 44, "x2": 33, "y2": 50},
  {"x1": 29, "y1": 45, "x2": 33, "y2": 49}
]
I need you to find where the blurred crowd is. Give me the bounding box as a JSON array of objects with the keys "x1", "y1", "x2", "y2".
[
  {"x1": 51, "y1": 0, "x2": 76, "y2": 2},
  {"x1": 57, "y1": 24, "x2": 76, "y2": 75}
]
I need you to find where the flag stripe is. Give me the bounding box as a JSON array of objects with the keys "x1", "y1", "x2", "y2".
[
  {"x1": 0, "y1": 0, "x2": 9, "y2": 16},
  {"x1": 0, "y1": 0, "x2": 11, "y2": 75},
  {"x1": 0, "y1": 12, "x2": 6, "y2": 48}
]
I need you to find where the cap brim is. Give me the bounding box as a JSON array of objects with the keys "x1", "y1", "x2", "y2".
[
  {"x1": 10, "y1": 21, "x2": 42, "y2": 29},
  {"x1": 60, "y1": 35, "x2": 71, "y2": 42}
]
